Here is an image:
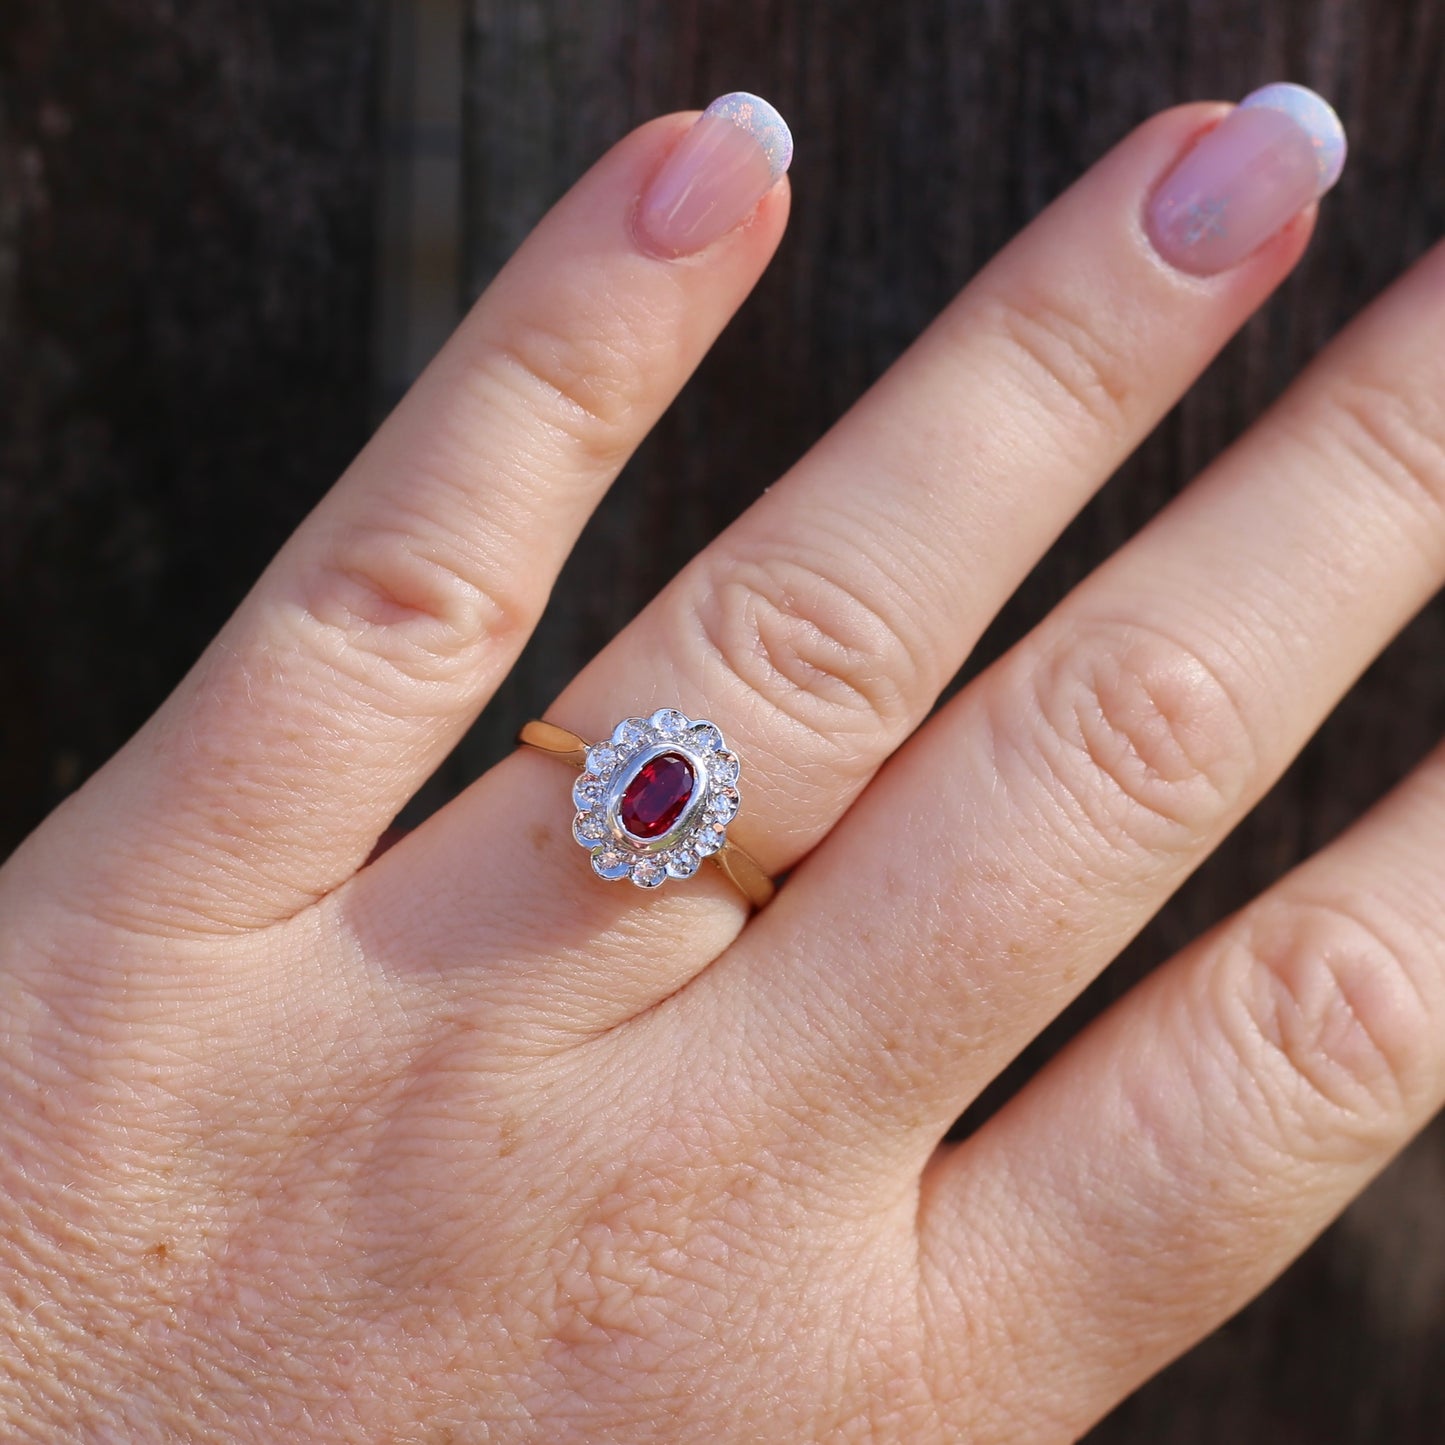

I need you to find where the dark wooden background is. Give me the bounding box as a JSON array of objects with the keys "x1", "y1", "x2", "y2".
[{"x1": 3, "y1": 0, "x2": 1443, "y2": 1437}]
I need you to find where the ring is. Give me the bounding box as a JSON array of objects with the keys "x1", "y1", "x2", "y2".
[{"x1": 517, "y1": 710, "x2": 776, "y2": 909}]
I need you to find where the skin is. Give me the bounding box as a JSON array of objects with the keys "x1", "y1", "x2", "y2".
[{"x1": 2, "y1": 102, "x2": 1444, "y2": 1442}]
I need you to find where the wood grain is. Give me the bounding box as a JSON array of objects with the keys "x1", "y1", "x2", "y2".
[{"x1": 0, "y1": 0, "x2": 381, "y2": 856}]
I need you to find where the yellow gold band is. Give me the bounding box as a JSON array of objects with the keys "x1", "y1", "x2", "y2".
[{"x1": 517, "y1": 720, "x2": 776, "y2": 910}]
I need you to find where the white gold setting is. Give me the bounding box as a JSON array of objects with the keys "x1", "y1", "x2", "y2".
[{"x1": 572, "y1": 708, "x2": 743, "y2": 890}]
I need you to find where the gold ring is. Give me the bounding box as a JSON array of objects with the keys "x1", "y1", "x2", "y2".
[{"x1": 517, "y1": 711, "x2": 776, "y2": 910}]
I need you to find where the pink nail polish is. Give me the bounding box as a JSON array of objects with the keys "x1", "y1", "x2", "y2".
[
  {"x1": 1146, "y1": 82, "x2": 1347, "y2": 276},
  {"x1": 636, "y1": 92, "x2": 793, "y2": 257}
]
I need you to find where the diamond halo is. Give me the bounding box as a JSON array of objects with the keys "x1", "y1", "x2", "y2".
[{"x1": 571, "y1": 708, "x2": 743, "y2": 890}]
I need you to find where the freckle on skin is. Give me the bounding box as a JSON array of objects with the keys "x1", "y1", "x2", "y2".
[
  {"x1": 498, "y1": 1116, "x2": 520, "y2": 1158},
  {"x1": 527, "y1": 822, "x2": 549, "y2": 851}
]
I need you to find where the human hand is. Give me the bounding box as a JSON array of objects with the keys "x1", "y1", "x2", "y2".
[{"x1": 2, "y1": 84, "x2": 1441, "y2": 1441}]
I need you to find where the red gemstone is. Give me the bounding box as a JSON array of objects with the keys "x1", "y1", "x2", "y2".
[{"x1": 619, "y1": 752, "x2": 696, "y2": 840}]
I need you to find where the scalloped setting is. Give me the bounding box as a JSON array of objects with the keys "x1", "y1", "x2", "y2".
[{"x1": 572, "y1": 709, "x2": 742, "y2": 889}]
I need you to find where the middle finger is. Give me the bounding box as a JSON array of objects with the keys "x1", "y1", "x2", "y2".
[{"x1": 351, "y1": 90, "x2": 1343, "y2": 1029}]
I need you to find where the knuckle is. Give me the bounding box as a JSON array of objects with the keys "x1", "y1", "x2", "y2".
[
  {"x1": 976, "y1": 281, "x2": 1137, "y2": 441},
  {"x1": 1213, "y1": 894, "x2": 1436, "y2": 1163},
  {"x1": 293, "y1": 514, "x2": 527, "y2": 689},
  {"x1": 1017, "y1": 619, "x2": 1257, "y2": 859},
  {"x1": 1317, "y1": 372, "x2": 1445, "y2": 527},
  {"x1": 479, "y1": 302, "x2": 656, "y2": 472},
  {"x1": 692, "y1": 548, "x2": 925, "y2": 762}
]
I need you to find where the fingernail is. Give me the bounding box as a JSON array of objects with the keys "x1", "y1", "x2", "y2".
[
  {"x1": 636, "y1": 92, "x2": 793, "y2": 257},
  {"x1": 1146, "y1": 82, "x2": 1347, "y2": 276}
]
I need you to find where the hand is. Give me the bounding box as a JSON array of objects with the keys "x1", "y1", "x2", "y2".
[{"x1": 2, "y1": 84, "x2": 1440, "y2": 1442}]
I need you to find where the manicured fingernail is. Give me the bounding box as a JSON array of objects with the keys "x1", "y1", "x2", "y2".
[
  {"x1": 1146, "y1": 82, "x2": 1347, "y2": 276},
  {"x1": 636, "y1": 92, "x2": 793, "y2": 257}
]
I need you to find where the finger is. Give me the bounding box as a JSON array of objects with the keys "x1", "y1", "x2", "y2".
[
  {"x1": 40, "y1": 98, "x2": 793, "y2": 935},
  {"x1": 357, "y1": 92, "x2": 1339, "y2": 1027},
  {"x1": 916, "y1": 739, "x2": 1445, "y2": 1442},
  {"x1": 712, "y1": 223, "x2": 1445, "y2": 1164}
]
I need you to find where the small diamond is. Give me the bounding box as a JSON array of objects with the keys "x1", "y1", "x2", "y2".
[
  {"x1": 709, "y1": 786, "x2": 740, "y2": 824},
  {"x1": 712, "y1": 752, "x2": 740, "y2": 785},
  {"x1": 586, "y1": 743, "x2": 619, "y2": 775},
  {"x1": 572, "y1": 775, "x2": 603, "y2": 810},
  {"x1": 666, "y1": 850, "x2": 701, "y2": 879},
  {"x1": 591, "y1": 848, "x2": 631, "y2": 881},
  {"x1": 649, "y1": 708, "x2": 688, "y2": 736},
  {"x1": 692, "y1": 821, "x2": 726, "y2": 858},
  {"x1": 631, "y1": 857, "x2": 666, "y2": 889},
  {"x1": 573, "y1": 812, "x2": 607, "y2": 845},
  {"x1": 686, "y1": 721, "x2": 723, "y2": 753},
  {"x1": 612, "y1": 717, "x2": 649, "y2": 748}
]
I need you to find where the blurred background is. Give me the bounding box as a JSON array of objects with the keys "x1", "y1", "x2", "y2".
[{"x1": 2, "y1": 1, "x2": 1443, "y2": 1437}]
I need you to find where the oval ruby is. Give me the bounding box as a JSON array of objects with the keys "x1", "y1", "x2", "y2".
[{"x1": 619, "y1": 752, "x2": 696, "y2": 840}]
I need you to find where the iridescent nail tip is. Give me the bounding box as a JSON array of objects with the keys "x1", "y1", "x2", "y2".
[
  {"x1": 702, "y1": 91, "x2": 795, "y2": 181},
  {"x1": 1238, "y1": 82, "x2": 1348, "y2": 191}
]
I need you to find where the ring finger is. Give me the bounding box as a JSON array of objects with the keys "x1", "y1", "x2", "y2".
[{"x1": 352, "y1": 89, "x2": 1344, "y2": 1026}]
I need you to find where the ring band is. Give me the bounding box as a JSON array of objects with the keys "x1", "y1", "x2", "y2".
[{"x1": 518, "y1": 714, "x2": 776, "y2": 910}]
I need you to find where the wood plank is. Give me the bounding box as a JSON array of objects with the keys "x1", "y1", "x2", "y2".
[{"x1": 0, "y1": 0, "x2": 383, "y2": 855}]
